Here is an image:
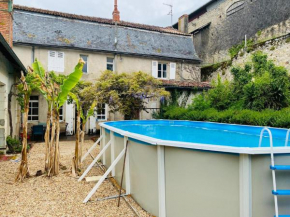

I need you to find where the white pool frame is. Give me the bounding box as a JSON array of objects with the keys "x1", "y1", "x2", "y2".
[{"x1": 96, "y1": 121, "x2": 290, "y2": 217}]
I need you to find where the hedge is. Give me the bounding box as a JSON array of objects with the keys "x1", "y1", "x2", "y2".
[{"x1": 161, "y1": 107, "x2": 290, "y2": 128}]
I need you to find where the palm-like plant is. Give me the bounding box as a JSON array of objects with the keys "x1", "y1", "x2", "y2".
[
  {"x1": 15, "y1": 71, "x2": 42, "y2": 181},
  {"x1": 31, "y1": 59, "x2": 84, "y2": 176},
  {"x1": 69, "y1": 82, "x2": 96, "y2": 175}
]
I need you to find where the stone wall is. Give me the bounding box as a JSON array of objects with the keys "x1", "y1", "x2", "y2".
[
  {"x1": 190, "y1": 0, "x2": 290, "y2": 64},
  {"x1": 204, "y1": 34, "x2": 290, "y2": 82}
]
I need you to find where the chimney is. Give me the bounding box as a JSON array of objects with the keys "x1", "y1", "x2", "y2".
[
  {"x1": 178, "y1": 14, "x2": 189, "y2": 34},
  {"x1": 0, "y1": 0, "x2": 13, "y2": 47},
  {"x1": 112, "y1": 0, "x2": 120, "y2": 22}
]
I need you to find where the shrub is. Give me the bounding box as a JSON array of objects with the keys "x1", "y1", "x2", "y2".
[
  {"x1": 6, "y1": 136, "x2": 30, "y2": 153},
  {"x1": 6, "y1": 136, "x2": 21, "y2": 153},
  {"x1": 162, "y1": 106, "x2": 290, "y2": 128}
]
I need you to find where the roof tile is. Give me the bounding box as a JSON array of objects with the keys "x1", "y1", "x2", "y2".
[{"x1": 14, "y1": 5, "x2": 189, "y2": 36}]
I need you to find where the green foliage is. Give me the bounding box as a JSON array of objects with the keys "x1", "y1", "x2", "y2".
[
  {"x1": 94, "y1": 70, "x2": 170, "y2": 120},
  {"x1": 286, "y1": 37, "x2": 290, "y2": 43},
  {"x1": 208, "y1": 75, "x2": 235, "y2": 110},
  {"x1": 229, "y1": 39, "x2": 254, "y2": 59},
  {"x1": 6, "y1": 136, "x2": 30, "y2": 153},
  {"x1": 68, "y1": 83, "x2": 97, "y2": 124},
  {"x1": 191, "y1": 75, "x2": 234, "y2": 111},
  {"x1": 58, "y1": 59, "x2": 84, "y2": 107},
  {"x1": 241, "y1": 52, "x2": 290, "y2": 110},
  {"x1": 192, "y1": 52, "x2": 290, "y2": 112},
  {"x1": 159, "y1": 52, "x2": 290, "y2": 128},
  {"x1": 257, "y1": 30, "x2": 262, "y2": 37},
  {"x1": 161, "y1": 106, "x2": 290, "y2": 128}
]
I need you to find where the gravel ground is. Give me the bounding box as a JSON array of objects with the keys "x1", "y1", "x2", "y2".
[{"x1": 0, "y1": 139, "x2": 151, "y2": 217}]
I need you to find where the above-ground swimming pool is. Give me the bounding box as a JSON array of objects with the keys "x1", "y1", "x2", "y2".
[{"x1": 98, "y1": 120, "x2": 290, "y2": 217}]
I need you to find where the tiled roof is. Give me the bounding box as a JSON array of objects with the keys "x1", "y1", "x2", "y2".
[
  {"x1": 161, "y1": 80, "x2": 211, "y2": 89},
  {"x1": 13, "y1": 6, "x2": 200, "y2": 61},
  {"x1": 13, "y1": 5, "x2": 189, "y2": 36}
]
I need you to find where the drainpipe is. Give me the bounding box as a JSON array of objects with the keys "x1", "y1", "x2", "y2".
[{"x1": 31, "y1": 46, "x2": 35, "y2": 64}]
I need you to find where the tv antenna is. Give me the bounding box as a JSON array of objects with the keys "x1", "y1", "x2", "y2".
[{"x1": 163, "y1": 3, "x2": 173, "y2": 26}]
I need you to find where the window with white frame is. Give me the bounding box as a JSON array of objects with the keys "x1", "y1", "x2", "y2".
[
  {"x1": 59, "y1": 106, "x2": 63, "y2": 121},
  {"x1": 158, "y1": 63, "x2": 167, "y2": 79},
  {"x1": 107, "y1": 57, "x2": 114, "y2": 71},
  {"x1": 80, "y1": 55, "x2": 88, "y2": 73},
  {"x1": 97, "y1": 104, "x2": 107, "y2": 121},
  {"x1": 28, "y1": 96, "x2": 39, "y2": 121},
  {"x1": 48, "y1": 51, "x2": 65, "y2": 72}
]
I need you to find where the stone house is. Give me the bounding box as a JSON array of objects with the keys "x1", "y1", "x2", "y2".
[
  {"x1": 0, "y1": 2, "x2": 209, "y2": 135},
  {"x1": 0, "y1": 32, "x2": 26, "y2": 151},
  {"x1": 174, "y1": 0, "x2": 290, "y2": 64}
]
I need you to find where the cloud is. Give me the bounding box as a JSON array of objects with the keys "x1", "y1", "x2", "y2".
[{"x1": 14, "y1": 0, "x2": 210, "y2": 26}]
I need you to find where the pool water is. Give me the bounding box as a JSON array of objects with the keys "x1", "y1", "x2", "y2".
[{"x1": 105, "y1": 120, "x2": 289, "y2": 148}]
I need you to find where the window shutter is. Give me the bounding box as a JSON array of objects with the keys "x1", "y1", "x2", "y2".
[
  {"x1": 152, "y1": 61, "x2": 158, "y2": 78},
  {"x1": 48, "y1": 51, "x2": 56, "y2": 71},
  {"x1": 57, "y1": 52, "x2": 64, "y2": 72},
  {"x1": 170, "y1": 63, "x2": 176, "y2": 80}
]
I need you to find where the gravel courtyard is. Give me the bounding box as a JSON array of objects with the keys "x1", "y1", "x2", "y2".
[{"x1": 0, "y1": 139, "x2": 150, "y2": 217}]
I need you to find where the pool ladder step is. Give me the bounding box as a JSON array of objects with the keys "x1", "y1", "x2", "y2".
[
  {"x1": 270, "y1": 165, "x2": 290, "y2": 170},
  {"x1": 272, "y1": 190, "x2": 290, "y2": 196},
  {"x1": 259, "y1": 128, "x2": 290, "y2": 217}
]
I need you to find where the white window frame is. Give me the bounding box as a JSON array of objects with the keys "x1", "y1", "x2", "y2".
[
  {"x1": 48, "y1": 51, "x2": 65, "y2": 72},
  {"x1": 97, "y1": 104, "x2": 107, "y2": 121},
  {"x1": 80, "y1": 54, "x2": 88, "y2": 73},
  {"x1": 28, "y1": 96, "x2": 39, "y2": 121},
  {"x1": 107, "y1": 57, "x2": 114, "y2": 71},
  {"x1": 158, "y1": 63, "x2": 167, "y2": 79}
]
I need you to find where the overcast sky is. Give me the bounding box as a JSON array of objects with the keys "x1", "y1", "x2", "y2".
[{"x1": 14, "y1": 0, "x2": 210, "y2": 27}]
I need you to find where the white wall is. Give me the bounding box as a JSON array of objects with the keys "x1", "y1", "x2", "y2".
[{"x1": 0, "y1": 51, "x2": 21, "y2": 149}]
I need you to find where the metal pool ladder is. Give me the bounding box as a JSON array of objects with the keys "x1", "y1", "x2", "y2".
[{"x1": 259, "y1": 127, "x2": 290, "y2": 217}]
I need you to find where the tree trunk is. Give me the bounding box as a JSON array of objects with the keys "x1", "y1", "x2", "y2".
[
  {"x1": 72, "y1": 110, "x2": 81, "y2": 176},
  {"x1": 44, "y1": 106, "x2": 51, "y2": 173},
  {"x1": 79, "y1": 122, "x2": 85, "y2": 169},
  {"x1": 48, "y1": 108, "x2": 56, "y2": 177},
  {"x1": 54, "y1": 111, "x2": 60, "y2": 175},
  {"x1": 15, "y1": 96, "x2": 29, "y2": 182}
]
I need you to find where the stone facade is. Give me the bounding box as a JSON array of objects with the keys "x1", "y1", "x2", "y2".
[
  {"x1": 184, "y1": 0, "x2": 290, "y2": 64},
  {"x1": 205, "y1": 34, "x2": 290, "y2": 82}
]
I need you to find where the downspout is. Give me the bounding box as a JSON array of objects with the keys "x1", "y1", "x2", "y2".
[{"x1": 31, "y1": 46, "x2": 35, "y2": 63}]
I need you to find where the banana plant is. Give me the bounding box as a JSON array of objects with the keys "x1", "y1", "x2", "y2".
[
  {"x1": 69, "y1": 90, "x2": 96, "y2": 176},
  {"x1": 30, "y1": 59, "x2": 84, "y2": 176},
  {"x1": 16, "y1": 70, "x2": 42, "y2": 182}
]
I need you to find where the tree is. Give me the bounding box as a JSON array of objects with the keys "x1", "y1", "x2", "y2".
[
  {"x1": 93, "y1": 71, "x2": 170, "y2": 120},
  {"x1": 69, "y1": 81, "x2": 96, "y2": 175},
  {"x1": 15, "y1": 71, "x2": 42, "y2": 181},
  {"x1": 30, "y1": 59, "x2": 84, "y2": 176}
]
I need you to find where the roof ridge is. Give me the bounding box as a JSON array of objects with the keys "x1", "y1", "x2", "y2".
[{"x1": 14, "y1": 5, "x2": 190, "y2": 36}]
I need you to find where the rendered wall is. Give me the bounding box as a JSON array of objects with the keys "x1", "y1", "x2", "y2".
[
  {"x1": 13, "y1": 45, "x2": 200, "y2": 82},
  {"x1": 0, "y1": 51, "x2": 20, "y2": 149}
]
